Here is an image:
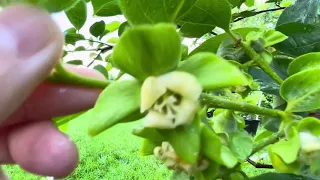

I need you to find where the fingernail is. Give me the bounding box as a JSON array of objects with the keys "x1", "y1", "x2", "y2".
[
  {"x1": 0, "y1": 5, "x2": 63, "y2": 59},
  {"x1": 0, "y1": 24, "x2": 17, "y2": 55}
]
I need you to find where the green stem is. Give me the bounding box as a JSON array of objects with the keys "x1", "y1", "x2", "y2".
[
  {"x1": 226, "y1": 30, "x2": 284, "y2": 85},
  {"x1": 46, "y1": 60, "x2": 110, "y2": 89},
  {"x1": 200, "y1": 93, "x2": 283, "y2": 118},
  {"x1": 250, "y1": 131, "x2": 285, "y2": 156}
]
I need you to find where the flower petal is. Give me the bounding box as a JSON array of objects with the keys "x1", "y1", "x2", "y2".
[
  {"x1": 141, "y1": 76, "x2": 166, "y2": 113},
  {"x1": 144, "y1": 110, "x2": 176, "y2": 129},
  {"x1": 174, "y1": 99, "x2": 199, "y2": 127},
  {"x1": 158, "y1": 71, "x2": 202, "y2": 101}
]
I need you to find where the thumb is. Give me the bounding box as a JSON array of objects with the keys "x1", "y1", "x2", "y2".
[{"x1": 0, "y1": 5, "x2": 64, "y2": 124}]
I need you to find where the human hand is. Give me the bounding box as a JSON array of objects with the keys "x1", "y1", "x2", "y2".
[{"x1": 0, "y1": 5, "x2": 104, "y2": 179}]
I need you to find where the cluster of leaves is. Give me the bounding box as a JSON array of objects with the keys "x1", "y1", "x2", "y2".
[{"x1": 2, "y1": 0, "x2": 320, "y2": 179}]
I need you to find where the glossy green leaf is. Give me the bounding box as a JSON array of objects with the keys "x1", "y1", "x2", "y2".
[
  {"x1": 91, "y1": 0, "x2": 121, "y2": 17},
  {"x1": 288, "y1": 52, "x2": 320, "y2": 76},
  {"x1": 112, "y1": 23, "x2": 181, "y2": 81},
  {"x1": 229, "y1": 130, "x2": 253, "y2": 162},
  {"x1": 201, "y1": 125, "x2": 238, "y2": 168},
  {"x1": 280, "y1": 68, "x2": 320, "y2": 112},
  {"x1": 74, "y1": 46, "x2": 86, "y2": 51},
  {"x1": 158, "y1": 116, "x2": 201, "y2": 164},
  {"x1": 245, "y1": 0, "x2": 254, "y2": 7},
  {"x1": 178, "y1": 0, "x2": 232, "y2": 37},
  {"x1": 275, "y1": 22, "x2": 320, "y2": 57},
  {"x1": 249, "y1": 173, "x2": 317, "y2": 180},
  {"x1": 105, "y1": 21, "x2": 121, "y2": 32},
  {"x1": 89, "y1": 80, "x2": 144, "y2": 136},
  {"x1": 65, "y1": 0, "x2": 87, "y2": 30},
  {"x1": 25, "y1": 0, "x2": 78, "y2": 12},
  {"x1": 276, "y1": 0, "x2": 320, "y2": 27},
  {"x1": 93, "y1": 64, "x2": 108, "y2": 79},
  {"x1": 65, "y1": 33, "x2": 85, "y2": 45},
  {"x1": 189, "y1": 27, "x2": 259, "y2": 57},
  {"x1": 263, "y1": 29, "x2": 288, "y2": 47},
  {"x1": 90, "y1": 21, "x2": 106, "y2": 37},
  {"x1": 66, "y1": 60, "x2": 83, "y2": 65},
  {"x1": 178, "y1": 52, "x2": 248, "y2": 90},
  {"x1": 298, "y1": 117, "x2": 320, "y2": 136},
  {"x1": 119, "y1": 0, "x2": 196, "y2": 25}
]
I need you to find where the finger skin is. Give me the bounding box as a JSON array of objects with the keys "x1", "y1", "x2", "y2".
[{"x1": 8, "y1": 121, "x2": 78, "y2": 178}]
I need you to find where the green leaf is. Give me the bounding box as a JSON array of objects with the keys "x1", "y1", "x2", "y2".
[
  {"x1": 25, "y1": 0, "x2": 79, "y2": 12},
  {"x1": 229, "y1": 130, "x2": 253, "y2": 162},
  {"x1": 89, "y1": 80, "x2": 144, "y2": 136},
  {"x1": 65, "y1": 0, "x2": 87, "y2": 30},
  {"x1": 119, "y1": 0, "x2": 196, "y2": 25},
  {"x1": 268, "y1": 128, "x2": 301, "y2": 173},
  {"x1": 201, "y1": 160, "x2": 220, "y2": 179},
  {"x1": 178, "y1": 0, "x2": 231, "y2": 37},
  {"x1": 91, "y1": 0, "x2": 122, "y2": 17},
  {"x1": 275, "y1": 22, "x2": 320, "y2": 57},
  {"x1": 107, "y1": 37, "x2": 119, "y2": 44},
  {"x1": 276, "y1": 0, "x2": 320, "y2": 27},
  {"x1": 298, "y1": 117, "x2": 320, "y2": 136},
  {"x1": 118, "y1": 21, "x2": 131, "y2": 37},
  {"x1": 181, "y1": 44, "x2": 189, "y2": 60},
  {"x1": 53, "y1": 110, "x2": 86, "y2": 127},
  {"x1": 249, "y1": 173, "x2": 317, "y2": 180},
  {"x1": 65, "y1": 33, "x2": 85, "y2": 45},
  {"x1": 93, "y1": 64, "x2": 108, "y2": 79},
  {"x1": 132, "y1": 126, "x2": 165, "y2": 143},
  {"x1": 288, "y1": 52, "x2": 320, "y2": 76},
  {"x1": 66, "y1": 60, "x2": 83, "y2": 65},
  {"x1": 228, "y1": 0, "x2": 240, "y2": 8},
  {"x1": 74, "y1": 46, "x2": 86, "y2": 51},
  {"x1": 211, "y1": 110, "x2": 245, "y2": 134},
  {"x1": 139, "y1": 139, "x2": 159, "y2": 156},
  {"x1": 262, "y1": 29, "x2": 288, "y2": 47},
  {"x1": 112, "y1": 23, "x2": 181, "y2": 81},
  {"x1": 178, "y1": 52, "x2": 248, "y2": 90},
  {"x1": 201, "y1": 125, "x2": 238, "y2": 168},
  {"x1": 90, "y1": 21, "x2": 106, "y2": 37},
  {"x1": 245, "y1": 0, "x2": 254, "y2": 7},
  {"x1": 105, "y1": 21, "x2": 121, "y2": 32},
  {"x1": 58, "y1": 123, "x2": 69, "y2": 133},
  {"x1": 280, "y1": 68, "x2": 320, "y2": 112},
  {"x1": 158, "y1": 116, "x2": 201, "y2": 164},
  {"x1": 254, "y1": 129, "x2": 273, "y2": 143},
  {"x1": 189, "y1": 27, "x2": 259, "y2": 57}
]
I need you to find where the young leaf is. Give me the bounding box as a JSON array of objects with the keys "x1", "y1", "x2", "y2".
[
  {"x1": 119, "y1": 0, "x2": 196, "y2": 25},
  {"x1": 280, "y1": 68, "x2": 320, "y2": 112},
  {"x1": 88, "y1": 80, "x2": 144, "y2": 136},
  {"x1": 91, "y1": 0, "x2": 122, "y2": 17},
  {"x1": 178, "y1": 0, "x2": 232, "y2": 37},
  {"x1": 177, "y1": 52, "x2": 248, "y2": 90},
  {"x1": 112, "y1": 23, "x2": 181, "y2": 81},
  {"x1": 288, "y1": 52, "x2": 320, "y2": 76},
  {"x1": 105, "y1": 21, "x2": 121, "y2": 32},
  {"x1": 65, "y1": 0, "x2": 87, "y2": 30},
  {"x1": 254, "y1": 129, "x2": 273, "y2": 143},
  {"x1": 74, "y1": 46, "x2": 86, "y2": 51},
  {"x1": 90, "y1": 21, "x2": 106, "y2": 37}
]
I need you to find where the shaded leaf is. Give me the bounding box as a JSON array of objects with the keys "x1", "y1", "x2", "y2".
[
  {"x1": 249, "y1": 173, "x2": 317, "y2": 180},
  {"x1": 91, "y1": 0, "x2": 121, "y2": 17},
  {"x1": 118, "y1": 21, "x2": 131, "y2": 37},
  {"x1": 65, "y1": 0, "x2": 87, "y2": 30},
  {"x1": 93, "y1": 64, "x2": 108, "y2": 79},
  {"x1": 275, "y1": 22, "x2": 320, "y2": 57},
  {"x1": 25, "y1": 0, "x2": 78, "y2": 12},
  {"x1": 90, "y1": 21, "x2": 106, "y2": 37},
  {"x1": 66, "y1": 60, "x2": 83, "y2": 65}
]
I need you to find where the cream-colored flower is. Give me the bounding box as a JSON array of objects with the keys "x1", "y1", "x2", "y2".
[
  {"x1": 299, "y1": 132, "x2": 320, "y2": 153},
  {"x1": 141, "y1": 71, "x2": 202, "y2": 129}
]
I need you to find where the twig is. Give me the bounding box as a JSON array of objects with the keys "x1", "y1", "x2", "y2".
[
  {"x1": 247, "y1": 159, "x2": 273, "y2": 169},
  {"x1": 84, "y1": 38, "x2": 109, "y2": 46},
  {"x1": 87, "y1": 46, "x2": 113, "y2": 67},
  {"x1": 234, "y1": 7, "x2": 286, "y2": 22}
]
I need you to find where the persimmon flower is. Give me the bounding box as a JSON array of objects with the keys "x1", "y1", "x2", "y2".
[
  {"x1": 140, "y1": 71, "x2": 202, "y2": 129},
  {"x1": 299, "y1": 132, "x2": 320, "y2": 153}
]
